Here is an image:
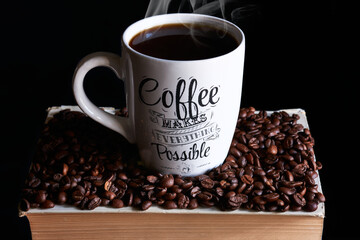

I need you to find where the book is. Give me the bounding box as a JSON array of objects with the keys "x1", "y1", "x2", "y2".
[
  {"x1": 19, "y1": 106, "x2": 325, "y2": 240},
  {"x1": 21, "y1": 206, "x2": 324, "y2": 240}
]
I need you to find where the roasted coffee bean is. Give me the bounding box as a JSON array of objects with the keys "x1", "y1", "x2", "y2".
[
  {"x1": 219, "y1": 179, "x2": 227, "y2": 189},
  {"x1": 88, "y1": 196, "x2": 101, "y2": 210},
  {"x1": 201, "y1": 200, "x2": 216, "y2": 207},
  {"x1": 182, "y1": 180, "x2": 193, "y2": 189},
  {"x1": 128, "y1": 179, "x2": 142, "y2": 189},
  {"x1": 266, "y1": 203, "x2": 278, "y2": 211},
  {"x1": 227, "y1": 177, "x2": 239, "y2": 190},
  {"x1": 174, "y1": 177, "x2": 185, "y2": 186},
  {"x1": 307, "y1": 185, "x2": 318, "y2": 194},
  {"x1": 111, "y1": 199, "x2": 124, "y2": 208},
  {"x1": 117, "y1": 172, "x2": 128, "y2": 180},
  {"x1": 159, "y1": 174, "x2": 174, "y2": 188},
  {"x1": 215, "y1": 187, "x2": 224, "y2": 197},
  {"x1": 115, "y1": 179, "x2": 128, "y2": 190},
  {"x1": 304, "y1": 201, "x2": 318, "y2": 212},
  {"x1": 268, "y1": 127, "x2": 280, "y2": 137},
  {"x1": 103, "y1": 191, "x2": 116, "y2": 200},
  {"x1": 263, "y1": 193, "x2": 279, "y2": 202},
  {"x1": 41, "y1": 199, "x2": 55, "y2": 209},
  {"x1": 281, "y1": 154, "x2": 294, "y2": 162},
  {"x1": 225, "y1": 191, "x2": 236, "y2": 199},
  {"x1": 123, "y1": 191, "x2": 134, "y2": 206},
  {"x1": 225, "y1": 192, "x2": 248, "y2": 210},
  {"x1": 279, "y1": 187, "x2": 296, "y2": 196},
  {"x1": 293, "y1": 164, "x2": 307, "y2": 176},
  {"x1": 281, "y1": 181, "x2": 303, "y2": 188},
  {"x1": 236, "y1": 143, "x2": 250, "y2": 153},
  {"x1": 284, "y1": 170, "x2": 294, "y2": 181},
  {"x1": 155, "y1": 186, "x2": 167, "y2": 198},
  {"x1": 316, "y1": 161, "x2": 323, "y2": 170},
  {"x1": 237, "y1": 194, "x2": 248, "y2": 203},
  {"x1": 147, "y1": 190, "x2": 156, "y2": 201},
  {"x1": 101, "y1": 198, "x2": 110, "y2": 206},
  {"x1": 28, "y1": 178, "x2": 41, "y2": 188},
  {"x1": 190, "y1": 186, "x2": 201, "y2": 198},
  {"x1": 60, "y1": 175, "x2": 71, "y2": 191},
  {"x1": 146, "y1": 175, "x2": 158, "y2": 184},
  {"x1": 200, "y1": 178, "x2": 214, "y2": 189},
  {"x1": 79, "y1": 197, "x2": 89, "y2": 209},
  {"x1": 305, "y1": 191, "x2": 315, "y2": 201},
  {"x1": 20, "y1": 198, "x2": 30, "y2": 212},
  {"x1": 283, "y1": 136, "x2": 294, "y2": 149},
  {"x1": 177, "y1": 193, "x2": 190, "y2": 209},
  {"x1": 141, "y1": 200, "x2": 152, "y2": 210},
  {"x1": 275, "y1": 198, "x2": 284, "y2": 207},
  {"x1": 132, "y1": 196, "x2": 141, "y2": 206},
  {"x1": 62, "y1": 163, "x2": 69, "y2": 176},
  {"x1": 254, "y1": 168, "x2": 265, "y2": 177},
  {"x1": 72, "y1": 189, "x2": 84, "y2": 202},
  {"x1": 267, "y1": 145, "x2": 278, "y2": 155},
  {"x1": 266, "y1": 169, "x2": 281, "y2": 180},
  {"x1": 244, "y1": 166, "x2": 254, "y2": 177},
  {"x1": 226, "y1": 197, "x2": 240, "y2": 209},
  {"x1": 229, "y1": 147, "x2": 242, "y2": 158},
  {"x1": 226, "y1": 154, "x2": 237, "y2": 163},
  {"x1": 57, "y1": 191, "x2": 67, "y2": 204},
  {"x1": 253, "y1": 181, "x2": 264, "y2": 190},
  {"x1": 55, "y1": 150, "x2": 69, "y2": 160},
  {"x1": 142, "y1": 184, "x2": 155, "y2": 191},
  {"x1": 315, "y1": 192, "x2": 326, "y2": 202},
  {"x1": 35, "y1": 190, "x2": 47, "y2": 204},
  {"x1": 292, "y1": 193, "x2": 306, "y2": 207},
  {"x1": 237, "y1": 156, "x2": 247, "y2": 168},
  {"x1": 252, "y1": 195, "x2": 266, "y2": 205},
  {"x1": 220, "y1": 162, "x2": 232, "y2": 172},
  {"x1": 241, "y1": 175, "x2": 254, "y2": 185},
  {"x1": 218, "y1": 172, "x2": 229, "y2": 180},
  {"x1": 156, "y1": 198, "x2": 165, "y2": 205},
  {"x1": 163, "y1": 200, "x2": 177, "y2": 209},
  {"x1": 197, "y1": 191, "x2": 213, "y2": 202},
  {"x1": 298, "y1": 186, "x2": 307, "y2": 196},
  {"x1": 188, "y1": 198, "x2": 198, "y2": 209},
  {"x1": 164, "y1": 192, "x2": 177, "y2": 200}
]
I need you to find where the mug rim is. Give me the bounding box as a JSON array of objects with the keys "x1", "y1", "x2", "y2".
[{"x1": 122, "y1": 13, "x2": 245, "y2": 62}]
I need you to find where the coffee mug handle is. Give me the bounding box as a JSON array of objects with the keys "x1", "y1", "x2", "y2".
[{"x1": 72, "y1": 52, "x2": 135, "y2": 143}]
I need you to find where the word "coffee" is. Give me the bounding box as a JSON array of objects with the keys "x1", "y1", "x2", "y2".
[{"x1": 139, "y1": 77, "x2": 220, "y2": 120}]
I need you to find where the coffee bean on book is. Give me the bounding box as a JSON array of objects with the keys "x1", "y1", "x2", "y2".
[{"x1": 20, "y1": 107, "x2": 325, "y2": 212}]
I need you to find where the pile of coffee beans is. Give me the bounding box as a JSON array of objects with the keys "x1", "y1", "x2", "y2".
[{"x1": 20, "y1": 107, "x2": 325, "y2": 212}]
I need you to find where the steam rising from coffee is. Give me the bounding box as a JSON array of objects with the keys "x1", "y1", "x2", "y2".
[
  {"x1": 144, "y1": 0, "x2": 258, "y2": 50},
  {"x1": 145, "y1": 0, "x2": 258, "y2": 25}
]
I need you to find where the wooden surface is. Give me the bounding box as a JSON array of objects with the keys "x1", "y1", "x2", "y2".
[{"x1": 27, "y1": 212, "x2": 323, "y2": 240}]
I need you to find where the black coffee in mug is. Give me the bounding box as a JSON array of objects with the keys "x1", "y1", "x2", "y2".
[{"x1": 129, "y1": 23, "x2": 239, "y2": 60}]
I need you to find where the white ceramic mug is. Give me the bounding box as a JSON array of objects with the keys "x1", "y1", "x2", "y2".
[{"x1": 73, "y1": 13, "x2": 245, "y2": 176}]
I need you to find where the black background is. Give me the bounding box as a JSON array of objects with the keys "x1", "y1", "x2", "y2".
[{"x1": 1, "y1": 1, "x2": 355, "y2": 239}]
